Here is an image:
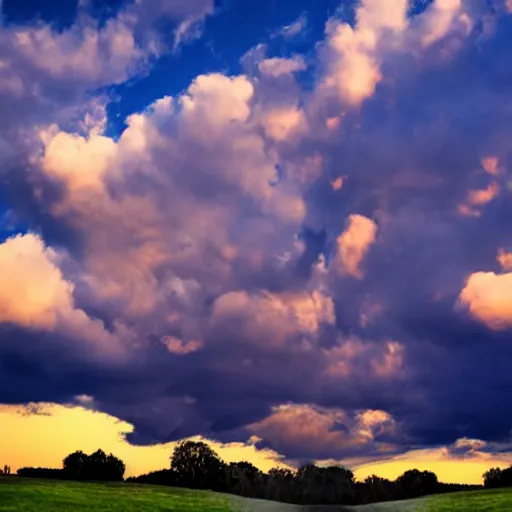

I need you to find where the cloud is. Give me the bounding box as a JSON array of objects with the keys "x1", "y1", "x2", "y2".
[
  {"x1": 123, "y1": 0, "x2": 214, "y2": 49},
  {"x1": 0, "y1": 402, "x2": 287, "y2": 477},
  {"x1": 0, "y1": 234, "x2": 126, "y2": 357},
  {"x1": 0, "y1": 233, "x2": 74, "y2": 330},
  {"x1": 482, "y1": 156, "x2": 500, "y2": 176},
  {"x1": 247, "y1": 403, "x2": 398, "y2": 460},
  {"x1": 260, "y1": 105, "x2": 308, "y2": 142},
  {"x1": 317, "y1": 0, "x2": 408, "y2": 106},
  {"x1": 458, "y1": 181, "x2": 500, "y2": 217},
  {"x1": 9, "y1": 17, "x2": 144, "y2": 87},
  {"x1": 209, "y1": 290, "x2": 335, "y2": 351},
  {"x1": 258, "y1": 56, "x2": 307, "y2": 77},
  {"x1": 334, "y1": 215, "x2": 377, "y2": 278},
  {"x1": 4, "y1": 0, "x2": 512, "y2": 472},
  {"x1": 497, "y1": 249, "x2": 512, "y2": 271},
  {"x1": 457, "y1": 271, "x2": 512, "y2": 330},
  {"x1": 33, "y1": 72, "x2": 306, "y2": 323},
  {"x1": 40, "y1": 130, "x2": 117, "y2": 192},
  {"x1": 417, "y1": 0, "x2": 466, "y2": 47},
  {"x1": 274, "y1": 14, "x2": 308, "y2": 40},
  {"x1": 323, "y1": 338, "x2": 404, "y2": 380},
  {"x1": 314, "y1": 0, "x2": 471, "y2": 110},
  {"x1": 162, "y1": 336, "x2": 204, "y2": 355}
]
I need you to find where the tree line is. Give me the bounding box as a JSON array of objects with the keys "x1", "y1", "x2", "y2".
[
  {"x1": 483, "y1": 466, "x2": 512, "y2": 488},
  {"x1": 13, "y1": 441, "x2": 511, "y2": 506},
  {"x1": 17, "y1": 449, "x2": 124, "y2": 482}
]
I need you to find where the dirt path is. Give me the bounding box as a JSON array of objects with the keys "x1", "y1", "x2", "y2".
[
  {"x1": 228, "y1": 495, "x2": 425, "y2": 512},
  {"x1": 228, "y1": 496, "x2": 354, "y2": 512}
]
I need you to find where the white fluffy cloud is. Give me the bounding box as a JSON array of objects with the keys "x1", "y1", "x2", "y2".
[
  {"x1": 318, "y1": 0, "x2": 408, "y2": 106},
  {"x1": 315, "y1": 0, "x2": 470, "y2": 108},
  {"x1": 34, "y1": 72, "x2": 306, "y2": 339}
]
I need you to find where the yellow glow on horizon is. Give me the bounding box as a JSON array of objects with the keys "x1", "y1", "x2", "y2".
[
  {"x1": 0, "y1": 404, "x2": 287, "y2": 477},
  {"x1": 1, "y1": 403, "x2": 511, "y2": 485}
]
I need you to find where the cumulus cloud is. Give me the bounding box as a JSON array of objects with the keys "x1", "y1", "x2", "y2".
[
  {"x1": 0, "y1": 234, "x2": 74, "y2": 330},
  {"x1": 0, "y1": 234, "x2": 126, "y2": 357},
  {"x1": 317, "y1": 0, "x2": 407, "y2": 106},
  {"x1": 9, "y1": 18, "x2": 144, "y2": 87},
  {"x1": 32, "y1": 72, "x2": 307, "y2": 323},
  {"x1": 209, "y1": 290, "x2": 335, "y2": 351},
  {"x1": 417, "y1": 0, "x2": 466, "y2": 47},
  {"x1": 334, "y1": 215, "x2": 377, "y2": 278},
  {"x1": 323, "y1": 338, "x2": 404, "y2": 380},
  {"x1": 247, "y1": 403, "x2": 398, "y2": 460},
  {"x1": 314, "y1": 0, "x2": 471, "y2": 110},
  {"x1": 457, "y1": 272, "x2": 512, "y2": 330}
]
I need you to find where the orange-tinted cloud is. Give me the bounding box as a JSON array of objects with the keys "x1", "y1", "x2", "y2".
[
  {"x1": 323, "y1": 338, "x2": 404, "y2": 380},
  {"x1": 248, "y1": 403, "x2": 398, "y2": 460},
  {"x1": 482, "y1": 156, "x2": 500, "y2": 176},
  {"x1": 331, "y1": 176, "x2": 344, "y2": 190},
  {"x1": 0, "y1": 233, "x2": 127, "y2": 358},
  {"x1": 209, "y1": 290, "x2": 335, "y2": 350},
  {"x1": 162, "y1": 336, "x2": 204, "y2": 355},
  {"x1": 497, "y1": 249, "x2": 512, "y2": 271},
  {"x1": 334, "y1": 214, "x2": 377, "y2": 278},
  {"x1": 457, "y1": 271, "x2": 512, "y2": 330}
]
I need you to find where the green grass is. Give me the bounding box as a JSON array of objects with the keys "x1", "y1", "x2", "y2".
[
  {"x1": 0, "y1": 477, "x2": 234, "y2": 511},
  {"x1": 348, "y1": 487, "x2": 512, "y2": 511},
  {"x1": 1, "y1": 477, "x2": 511, "y2": 512},
  {"x1": 421, "y1": 487, "x2": 512, "y2": 511}
]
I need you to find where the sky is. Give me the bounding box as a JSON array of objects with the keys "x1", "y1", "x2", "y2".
[{"x1": 1, "y1": 0, "x2": 512, "y2": 486}]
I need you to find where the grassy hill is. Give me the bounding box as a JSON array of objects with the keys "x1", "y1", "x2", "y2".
[{"x1": 1, "y1": 477, "x2": 511, "y2": 511}]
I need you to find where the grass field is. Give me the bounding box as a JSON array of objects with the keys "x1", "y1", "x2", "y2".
[
  {"x1": 1, "y1": 477, "x2": 511, "y2": 511},
  {"x1": 0, "y1": 477, "x2": 233, "y2": 512}
]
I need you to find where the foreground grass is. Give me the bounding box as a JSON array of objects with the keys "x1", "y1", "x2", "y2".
[
  {"x1": 0, "y1": 477, "x2": 233, "y2": 512},
  {"x1": 421, "y1": 487, "x2": 512, "y2": 511},
  {"x1": 1, "y1": 477, "x2": 511, "y2": 511},
  {"x1": 348, "y1": 487, "x2": 512, "y2": 511}
]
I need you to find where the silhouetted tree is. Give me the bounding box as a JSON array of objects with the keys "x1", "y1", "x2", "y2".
[
  {"x1": 322, "y1": 465, "x2": 356, "y2": 504},
  {"x1": 360, "y1": 475, "x2": 395, "y2": 503},
  {"x1": 484, "y1": 466, "x2": 512, "y2": 489},
  {"x1": 126, "y1": 469, "x2": 176, "y2": 486},
  {"x1": 63, "y1": 449, "x2": 125, "y2": 481},
  {"x1": 227, "y1": 461, "x2": 264, "y2": 498},
  {"x1": 170, "y1": 441, "x2": 227, "y2": 491},
  {"x1": 265, "y1": 467, "x2": 296, "y2": 503},
  {"x1": 395, "y1": 469, "x2": 438, "y2": 499},
  {"x1": 63, "y1": 450, "x2": 88, "y2": 480}
]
